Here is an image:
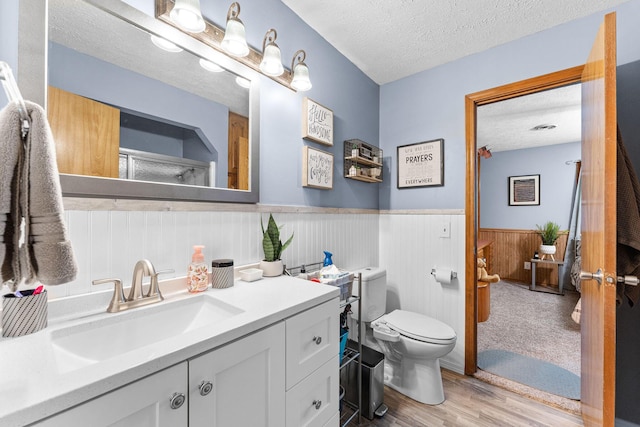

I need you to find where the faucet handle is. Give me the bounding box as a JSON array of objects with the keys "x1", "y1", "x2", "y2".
[
  {"x1": 148, "y1": 269, "x2": 175, "y2": 299},
  {"x1": 93, "y1": 278, "x2": 125, "y2": 313}
]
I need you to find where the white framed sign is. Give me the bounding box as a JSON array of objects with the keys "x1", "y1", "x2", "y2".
[
  {"x1": 397, "y1": 139, "x2": 444, "y2": 188},
  {"x1": 302, "y1": 97, "x2": 333, "y2": 146},
  {"x1": 508, "y1": 174, "x2": 540, "y2": 206},
  {"x1": 302, "y1": 146, "x2": 333, "y2": 190}
]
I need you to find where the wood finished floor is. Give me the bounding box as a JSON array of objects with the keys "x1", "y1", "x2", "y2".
[{"x1": 342, "y1": 369, "x2": 583, "y2": 427}]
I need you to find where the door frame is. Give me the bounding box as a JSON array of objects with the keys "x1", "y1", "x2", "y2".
[{"x1": 464, "y1": 65, "x2": 585, "y2": 374}]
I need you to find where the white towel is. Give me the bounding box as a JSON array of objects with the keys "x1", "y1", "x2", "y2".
[{"x1": 0, "y1": 100, "x2": 77, "y2": 290}]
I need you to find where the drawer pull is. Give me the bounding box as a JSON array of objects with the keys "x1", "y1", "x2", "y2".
[
  {"x1": 312, "y1": 399, "x2": 322, "y2": 410},
  {"x1": 199, "y1": 380, "x2": 213, "y2": 396},
  {"x1": 169, "y1": 392, "x2": 186, "y2": 410},
  {"x1": 312, "y1": 336, "x2": 322, "y2": 345}
]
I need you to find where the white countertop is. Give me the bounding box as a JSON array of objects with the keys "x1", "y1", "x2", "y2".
[{"x1": 0, "y1": 275, "x2": 339, "y2": 427}]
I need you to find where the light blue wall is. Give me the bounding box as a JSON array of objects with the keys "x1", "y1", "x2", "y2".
[
  {"x1": 0, "y1": 0, "x2": 19, "y2": 107},
  {"x1": 380, "y1": 0, "x2": 640, "y2": 210},
  {"x1": 125, "y1": 0, "x2": 381, "y2": 208},
  {"x1": 48, "y1": 42, "x2": 228, "y2": 185},
  {"x1": 479, "y1": 142, "x2": 581, "y2": 230}
]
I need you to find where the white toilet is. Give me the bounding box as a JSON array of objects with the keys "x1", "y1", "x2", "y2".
[{"x1": 350, "y1": 267, "x2": 457, "y2": 405}]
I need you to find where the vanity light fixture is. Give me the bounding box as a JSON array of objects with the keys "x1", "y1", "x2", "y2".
[
  {"x1": 150, "y1": 34, "x2": 183, "y2": 52},
  {"x1": 169, "y1": 0, "x2": 206, "y2": 33},
  {"x1": 259, "y1": 29, "x2": 284, "y2": 77},
  {"x1": 156, "y1": 0, "x2": 312, "y2": 91},
  {"x1": 199, "y1": 58, "x2": 225, "y2": 72},
  {"x1": 235, "y1": 76, "x2": 251, "y2": 88},
  {"x1": 221, "y1": 2, "x2": 250, "y2": 57},
  {"x1": 290, "y1": 50, "x2": 312, "y2": 92}
]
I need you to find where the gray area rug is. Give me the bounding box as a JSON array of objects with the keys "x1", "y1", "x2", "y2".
[{"x1": 478, "y1": 349, "x2": 581, "y2": 400}]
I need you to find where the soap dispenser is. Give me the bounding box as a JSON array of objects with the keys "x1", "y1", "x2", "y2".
[{"x1": 187, "y1": 245, "x2": 209, "y2": 293}]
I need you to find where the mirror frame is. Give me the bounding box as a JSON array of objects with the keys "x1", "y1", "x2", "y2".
[{"x1": 18, "y1": 0, "x2": 259, "y2": 203}]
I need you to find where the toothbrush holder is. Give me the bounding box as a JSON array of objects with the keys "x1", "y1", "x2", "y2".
[{"x1": 2, "y1": 289, "x2": 48, "y2": 337}]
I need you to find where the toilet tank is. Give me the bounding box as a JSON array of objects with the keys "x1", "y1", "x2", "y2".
[{"x1": 350, "y1": 267, "x2": 387, "y2": 322}]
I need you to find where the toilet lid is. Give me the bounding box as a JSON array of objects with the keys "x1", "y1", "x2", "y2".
[{"x1": 383, "y1": 310, "x2": 456, "y2": 344}]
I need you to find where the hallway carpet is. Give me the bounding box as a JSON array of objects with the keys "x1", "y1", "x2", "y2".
[{"x1": 476, "y1": 280, "x2": 581, "y2": 411}]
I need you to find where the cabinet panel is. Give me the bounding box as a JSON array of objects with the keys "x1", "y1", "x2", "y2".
[
  {"x1": 189, "y1": 322, "x2": 285, "y2": 427},
  {"x1": 34, "y1": 363, "x2": 188, "y2": 427},
  {"x1": 286, "y1": 299, "x2": 339, "y2": 389},
  {"x1": 286, "y1": 356, "x2": 339, "y2": 427}
]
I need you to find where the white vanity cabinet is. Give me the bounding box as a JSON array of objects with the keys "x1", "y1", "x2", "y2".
[
  {"x1": 33, "y1": 363, "x2": 189, "y2": 427},
  {"x1": 285, "y1": 299, "x2": 340, "y2": 427},
  {"x1": 189, "y1": 322, "x2": 285, "y2": 427},
  {"x1": 27, "y1": 297, "x2": 339, "y2": 427}
]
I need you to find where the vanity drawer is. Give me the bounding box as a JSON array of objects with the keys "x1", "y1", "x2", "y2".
[
  {"x1": 285, "y1": 298, "x2": 339, "y2": 389},
  {"x1": 286, "y1": 356, "x2": 339, "y2": 427}
]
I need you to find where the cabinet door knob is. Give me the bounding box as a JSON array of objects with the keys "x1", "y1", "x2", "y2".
[
  {"x1": 312, "y1": 399, "x2": 322, "y2": 410},
  {"x1": 169, "y1": 392, "x2": 186, "y2": 410},
  {"x1": 199, "y1": 380, "x2": 213, "y2": 396},
  {"x1": 312, "y1": 336, "x2": 322, "y2": 345}
]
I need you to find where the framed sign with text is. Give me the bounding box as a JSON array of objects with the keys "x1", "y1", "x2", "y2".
[
  {"x1": 302, "y1": 97, "x2": 333, "y2": 146},
  {"x1": 302, "y1": 146, "x2": 334, "y2": 190},
  {"x1": 397, "y1": 139, "x2": 444, "y2": 189}
]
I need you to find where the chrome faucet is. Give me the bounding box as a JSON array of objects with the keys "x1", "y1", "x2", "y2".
[{"x1": 93, "y1": 260, "x2": 172, "y2": 313}]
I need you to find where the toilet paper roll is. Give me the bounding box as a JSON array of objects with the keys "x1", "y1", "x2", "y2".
[{"x1": 434, "y1": 268, "x2": 453, "y2": 285}]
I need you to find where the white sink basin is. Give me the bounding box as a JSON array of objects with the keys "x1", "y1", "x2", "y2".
[{"x1": 50, "y1": 295, "x2": 243, "y2": 372}]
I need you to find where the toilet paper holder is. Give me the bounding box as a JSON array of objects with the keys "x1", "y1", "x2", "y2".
[{"x1": 430, "y1": 268, "x2": 457, "y2": 280}]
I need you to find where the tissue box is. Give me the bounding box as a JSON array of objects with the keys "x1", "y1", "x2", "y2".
[
  {"x1": 239, "y1": 268, "x2": 263, "y2": 282},
  {"x1": 2, "y1": 289, "x2": 48, "y2": 337}
]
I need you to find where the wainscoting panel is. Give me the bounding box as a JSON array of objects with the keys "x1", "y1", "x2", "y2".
[
  {"x1": 379, "y1": 213, "x2": 466, "y2": 373},
  {"x1": 51, "y1": 207, "x2": 379, "y2": 299},
  {"x1": 478, "y1": 228, "x2": 569, "y2": 287}
]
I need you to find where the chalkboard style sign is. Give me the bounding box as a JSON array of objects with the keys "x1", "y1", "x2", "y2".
[
  {"x1": 397, "y1": 139, "x2": 444, "y2": 189},
  {"x1": 302, "y1": 97, "x2": 333, "y2": 146},
  {"x1": 508, "y1": 174, "x2": 540, "y2": 205},
  {"x1": 302, "y1": 146, "x2": 334, "y2": 190}
]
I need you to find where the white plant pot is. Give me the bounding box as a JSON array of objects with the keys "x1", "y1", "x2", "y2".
[
  {"x1": 259, "y1": 260, "x2": 283, "y2": 277},
  {"x1": 539, "y1": 244, "x2": 557, "y2": 259}
]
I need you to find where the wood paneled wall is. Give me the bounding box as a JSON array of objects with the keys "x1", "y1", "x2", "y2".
[{"x1": 478, "y1": 228, "x2": 569, "y2": 287}]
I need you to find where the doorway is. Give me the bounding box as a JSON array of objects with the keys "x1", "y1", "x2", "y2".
[
  {"x1": 474, "y1": 83, "x2": 583, "y2": 407},
  {"x1": 464, "y1": 65, "x2": 585, "y2": 376}
]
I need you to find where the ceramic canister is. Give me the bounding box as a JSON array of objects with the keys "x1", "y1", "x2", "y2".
[{"x1": 211, "y1": 259, "x2": 234, "y2": 288}]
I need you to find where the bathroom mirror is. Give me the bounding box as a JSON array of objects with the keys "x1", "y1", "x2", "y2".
[{"x1": 26, "y1": 0, "x2": 259, "y2": 203}]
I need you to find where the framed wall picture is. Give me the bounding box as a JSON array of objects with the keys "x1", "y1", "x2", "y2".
[
  {"x1": 302, "y1": 146, "x2": 333, "y2": 189},
  {"x1": 302, "y1": 97, "x2": 334, "y2": 146},
  {"x1": 508, "y1": 174, "x2": 540, "y2": 205},
  {"x1": 397, "y1": 139, "x2": 444, "y2": 189}
]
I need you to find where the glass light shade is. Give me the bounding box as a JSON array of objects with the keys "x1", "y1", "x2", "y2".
[
  {"x1": 199, "y1": 58, "x2": 224, "y2": 72},
  {"x1": 291, "y1": 63, "x2": 312, "y2": 91},
  {"x1": 150, "y1": 35, "x2": 183, "y2": 53},
  {"x1": 235, "y1": 76, "x2": 251, "y2": 88},
  {"x1": 169, "y1": 0, "x2": 206, "y2": 33},
  {"x1": 221, "y1": 19, "x2": 249, "y2": 57},
  {"x1": 260, "y1": 44, "x2": 284, "y2": 76}
]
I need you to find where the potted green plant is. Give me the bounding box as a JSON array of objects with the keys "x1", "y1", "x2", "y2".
[
  {"x1": 259, "y1": 214, "x2": 294, "y2": 277},
  {"x1": 536, "y1": 221, "x2": 561, "y2": 260}
]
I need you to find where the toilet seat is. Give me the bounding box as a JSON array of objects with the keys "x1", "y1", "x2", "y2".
[{"x1": 374, "y1": 309, "x2": 456, "y2": 345}]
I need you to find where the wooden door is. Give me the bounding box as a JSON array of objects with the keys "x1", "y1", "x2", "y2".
[
  {"x1": 227, "y1": 112, "x2": 249, "y2": 190},
  {"x1": 47, "y1": 86, "x2": 120, "y2": 178},
  {"x1": 579, "y1": 12, "x2": 617, "y2": 427}
]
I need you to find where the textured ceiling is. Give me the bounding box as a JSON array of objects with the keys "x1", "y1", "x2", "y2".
[
  {"x1": 282, "y1": 0, "x2": 629, "y2": 85},
  {"x1": 477, "y1": 84, "x2": 581, "y2": 153}
]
